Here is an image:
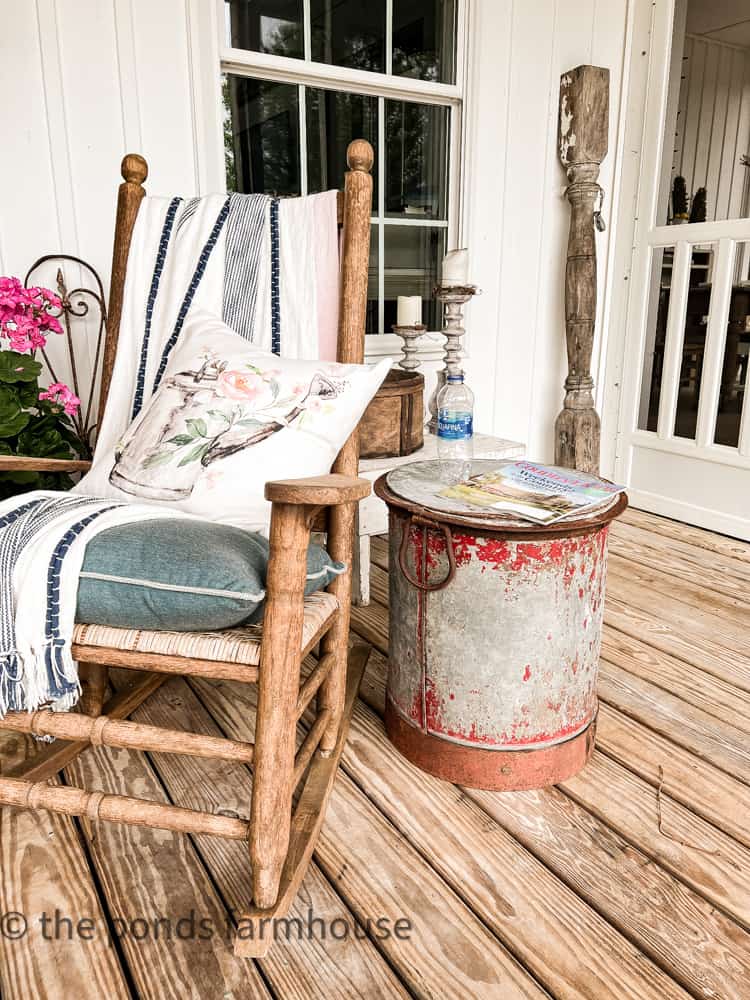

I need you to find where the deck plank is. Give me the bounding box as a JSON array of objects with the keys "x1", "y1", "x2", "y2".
[
  {"x1": 0, "y1": 779, "x2": 131, "y2": 1000},
  {"x1": 339, "y1": 696, "x2": 689, "y2": 1000},
  {"x1": 621, "y1": 507, "x2": 750, "y2": 564},
  {"x1": 194, "y1": 676, "x2": 548, "y2": 1000},
  {"x1": 560, "y1": 752, "x2": 750, "y2": 928},
  {"x1": 355, "y1": 644, "x2": 750, "y2": 998},
  {"x1": 600, "y1": 626, "x2": 750, "y2": 733},
  {"x1": 131, "y1": 674, "x2": 411, "y2": 1000},
  {"x1": 64, "y1": 745, "x2": 270, "y2": 1000},
  {"x1": 469, "y1": 782, "x2": 750, "y2": 1000},
  {"x1": 598, "y1": 660, "x2": 750, "y2": 781},
  {"x1": 609, "y1": 522, "x2": 750, "y2": 599}
]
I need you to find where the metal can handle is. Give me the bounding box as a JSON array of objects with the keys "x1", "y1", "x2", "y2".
[{"x1": 398, "y1": 516, "x2": 457, "y2": 593}]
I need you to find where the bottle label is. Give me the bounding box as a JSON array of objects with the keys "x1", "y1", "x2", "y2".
[{"x1": 437, "y1": 413, "x2": 473, "y2": 440}]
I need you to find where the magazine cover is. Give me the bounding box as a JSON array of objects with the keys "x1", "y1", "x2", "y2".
[{"x1": 438, "y1": 461, "x2": 624, "y2": 524}]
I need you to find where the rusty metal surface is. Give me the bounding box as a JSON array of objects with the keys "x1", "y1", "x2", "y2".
[
  {"x1": 385, "y1": 699, "x2": 596, "y2": 791},
  {"x1": 384, "y1": 492, "x2": 618, "y2": 788}
]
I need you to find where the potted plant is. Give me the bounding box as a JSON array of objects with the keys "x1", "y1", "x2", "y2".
[
  {"x1": 0, "y1": 276, "x2": 83, "y2": 500},
  {"x1": 689, "y1": 186, "x2": 707, "y2": 224},
  {"x1": 671, "y1": 175, "x2": 689, "y2": 223}
]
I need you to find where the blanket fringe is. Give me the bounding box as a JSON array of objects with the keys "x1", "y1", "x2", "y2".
[{"x1": 0, "y1": 642, "x2": 81, "y2": 720}]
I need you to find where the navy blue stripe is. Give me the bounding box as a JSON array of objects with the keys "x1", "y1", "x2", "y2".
[
  {"x1": 132, "y1": 197, "x2": 182, "y2": 419},
  {"x1": 270, "y1": 197, "x2": 281, "y2": 355},
  {"x1": 152, "y1": 197, "x2": 231, "y2": 395}
]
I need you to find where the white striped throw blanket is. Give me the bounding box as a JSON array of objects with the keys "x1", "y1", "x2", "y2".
[
  {"x1": 0, "y1": 492, "x2": 188, "y2": 715},
  {"x1": 1, "y1": 189, "x2": 340, "y2": 715}
]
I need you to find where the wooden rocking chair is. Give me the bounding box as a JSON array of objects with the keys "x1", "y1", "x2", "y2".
[{"x1": 0, "y1": 140, "x2": 375, "y2": 957}]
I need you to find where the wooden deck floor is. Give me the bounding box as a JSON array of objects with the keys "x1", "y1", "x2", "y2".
[{"x1": 1, "y1": 508, "x2": 748, "y2": 999}]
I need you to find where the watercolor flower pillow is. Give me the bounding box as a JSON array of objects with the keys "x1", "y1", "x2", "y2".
[{"x1": 77, "y1": 312, "x2": 390, "y2": 530}]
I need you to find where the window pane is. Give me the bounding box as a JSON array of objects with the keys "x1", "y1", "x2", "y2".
[
  {"x1": 306, "y1": 89, "x2": 378, "y2": 203},
  {"x1": 310, "y1": 0, "x2": 386, "y2": 72},
  {"x1": 224, "y1": 1, "x2": 303, "y2": 58},
  {"x1": 383, "y1": 225, "x2": 445, "y2": 332},
  {"x1": 385, "y1": 101, "x2": 449, "y2": 218},
  {"x1": 638, "y1": 247, "x2": 672, "y2": 432},
  {"x1": 674, "y1": 245, "x2": 713, "y2": 440},
  {"x1": 224, "y1": 75, "x2": 300, "y2": 195},
  {"x1": 715, "y1": 242, "x2": 750, "y2": 448},
  {"x1": 367, "y1": 224, "x2": 379, "y2": 335},
  {"x1": 657, "y1": 21, "x2": 750, "y2": 225},
  {"x1": 392, "y1": 0, "x2": 456, "y2": 83}
]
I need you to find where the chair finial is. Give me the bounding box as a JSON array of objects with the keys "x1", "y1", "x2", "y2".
[
  {"x1": 346, "y1": 140, "x2": 374, "y2": 174},
  {"x1": 121, "y1": 153, "x2": 148, "y2": 185}
]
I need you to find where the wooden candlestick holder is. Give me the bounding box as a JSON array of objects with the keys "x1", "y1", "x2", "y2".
[
  {"x1": 427, "y1": 284, "x2": 478, "y2": 434},
  {"x1": 392, "y1": 323, "x2": 427, "y2": 371}
]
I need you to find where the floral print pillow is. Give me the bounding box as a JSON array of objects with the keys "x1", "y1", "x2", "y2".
[{"x1": 77, "y1": 312, "x2": 391, "y2": 530}]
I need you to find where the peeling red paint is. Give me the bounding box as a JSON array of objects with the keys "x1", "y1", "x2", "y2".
[{"x1": 522, "y1": 665, "x2": 532, "y2": 682}]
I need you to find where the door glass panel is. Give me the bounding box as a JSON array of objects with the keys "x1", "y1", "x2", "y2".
[
  {"x1": 674, "y1": 244, "x2": 713, "y2": 439},
  {"x1": 224, "y1": 75, "x2": 300, "y2": 195},
  {"x1": 224, "y1": 1, "x2": 304, "y2": 58},
  {"x1": 385, "y1": 101, "x2": 449, "y2": 218},
  {"x1": 383, "y1": 225, "x2": 446, "y2": 332},
  {"x1": 638, "y1": 247, "x2": 671, "y2": 432},
  {"x1": 715, "y1": 241, "x2": 750, "y2": 447},
  {"x1": 306, "y1": 89, "x2": 378, "y2": 202},
  {"x1": 392, "y1": 0, "x2": 457, "y2": 83},
  {"x1": 310, "y1": 0, "x2": 386, "y2": 72},
  {"x1": 657, "y1": 1, "x2": 750, "y2": 225},
  {"x1": 367, "y1": 224, "x2": 379, "y2": 336}
]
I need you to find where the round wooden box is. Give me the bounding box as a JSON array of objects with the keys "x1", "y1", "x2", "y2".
[{"x1": 360, "y1": 369, "x2": 424, "y2": 460}]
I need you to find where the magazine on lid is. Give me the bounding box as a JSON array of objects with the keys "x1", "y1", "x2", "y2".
[{"x1": 437, "y1": 461, "x2": 625, "y2": 524}]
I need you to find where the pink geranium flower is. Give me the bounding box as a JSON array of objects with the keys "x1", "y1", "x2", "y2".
[
  {"x1": 0, "y1": 275, "x2": 63, "y2": 354},
  {"x1": 39, "y1": 382, "x2": 81, "y2": 416}
]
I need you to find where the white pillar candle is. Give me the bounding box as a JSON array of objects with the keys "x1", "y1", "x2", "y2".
[
  {"x1": 396, "y1": 295, "x2": 422, "y2": 326},
  {"x1": 441, "y1": 248, "x2": 469, "y2": 286}
]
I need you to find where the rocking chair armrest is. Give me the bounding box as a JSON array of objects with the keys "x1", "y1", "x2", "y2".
[
  {"x1": 265, "y1": 474, "x2": 371, "y2": 507},
  {"x1": 0, "y1": 455, "x2": 92, "y2": 474}
]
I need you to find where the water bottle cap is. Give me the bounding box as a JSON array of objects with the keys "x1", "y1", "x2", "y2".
[{"x1": 446, "y1": 373, "x2": 464, "y2": 383}]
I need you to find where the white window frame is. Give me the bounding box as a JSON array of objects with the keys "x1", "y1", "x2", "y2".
[{"x1": 193, "y1": 0, "x2": 469, "y2": 359}]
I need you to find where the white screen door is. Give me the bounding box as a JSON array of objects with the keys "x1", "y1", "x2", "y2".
[{"x1": 615, "y1": 0, "x2": 750, "y2": 540}]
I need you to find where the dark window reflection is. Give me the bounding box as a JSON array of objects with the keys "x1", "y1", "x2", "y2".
[
  {"x1": 310, "y1": 0, "x2": 386, "y2": 72},
  {"x1": 715, "y1": 243, "x2": 750, "y2": 448},
  {"x1": 386, "y1": 100, "x2": 448, "y2": 218},
  {"x1": 383, "y1": 226, "x2": 445, "y2": 331},
  {"x1": 306, "y1": 89, "x2": 378, "y2": 204},
  {"x1": 392, "y1": 0, "x2": 456, "y2": 83},
  {"x1": 225, "y1": 0, "x2": 304, "y2": 58},
  {"x1": 225, "y1": 76, "x2": 300, "y2": 195}
]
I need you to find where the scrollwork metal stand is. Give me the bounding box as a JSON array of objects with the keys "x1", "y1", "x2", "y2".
[{"x1": 24, "y1": 255, "x2": 107, "y2": 458}]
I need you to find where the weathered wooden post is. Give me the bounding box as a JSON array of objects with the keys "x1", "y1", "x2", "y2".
[{"x1": 555, "y1": 65, "x2": 609, "y2": 474}]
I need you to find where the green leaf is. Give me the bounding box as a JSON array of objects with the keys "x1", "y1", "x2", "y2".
[
  {"x1": 0, "y1": 389, "x2": 30, "y2": 438},
  {"x1": 17, "y1": 426, "x2": 72, "y2": 459},
  {"x1": 0, "y1": 352, "x2": 43, "y2": 384},
  {"x1": 185, "y1": 418, "x2": 207, "y2": 438},
  {"x1": 142, "y1": 450, "x2": 175, "y2": 469},
  {"x1": 166, "y1": 434, "x2": 195, "y2": 446},
  {"x1": 207, "y1": 409, "x2": 231, "y2": 424},
  {"x1": 17, "y1": 382, "x2": 40, "y2": 407},
  {"x1": 177, "y1": 442, "x2": 210, "y2": 467},
  {"x1": 235, "y1": 418, "x2": 265, "y2": 430},
  {"x1": 267, "y1": 377, "x2": 280, "y2": 400}
]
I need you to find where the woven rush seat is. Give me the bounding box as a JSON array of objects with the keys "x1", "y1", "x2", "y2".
[{"x1": 73, "y1": 592, "x2": 339, "y2": 667}]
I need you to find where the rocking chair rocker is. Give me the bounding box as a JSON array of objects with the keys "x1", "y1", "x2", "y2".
[{"x1": 0, "y1": 140, "x2": 375, "y2": 957}]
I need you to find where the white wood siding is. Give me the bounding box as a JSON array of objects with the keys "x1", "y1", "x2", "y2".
[
  {"x1": 1, "y1": 0, "x2": 630, "y2": 464},
  {"x1": 462, "y1": 0, "x2": 629, "y2": 461},
  {"x1": 672, "y1": 34, "x2": 750, "y2": 222}
]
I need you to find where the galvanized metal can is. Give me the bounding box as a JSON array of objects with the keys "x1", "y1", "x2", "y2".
[{"x1": 375, "y1": 474, "x2": 627, "y2": 791}]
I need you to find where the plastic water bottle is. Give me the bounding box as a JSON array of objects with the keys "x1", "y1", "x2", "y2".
[{"x1": 437, "y1": 373, "x2": 474, "y2": 484}]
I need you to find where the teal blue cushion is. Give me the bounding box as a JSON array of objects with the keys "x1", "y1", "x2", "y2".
[{"x1": 76, "y1": 519, "x2": 344, "y2": 631}]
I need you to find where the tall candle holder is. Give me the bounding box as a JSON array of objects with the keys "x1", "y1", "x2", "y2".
[
  {"x1": 392, "y1": 323, "x2": 427, "y2": 371},
  {"x1": 427, "y1": 284, "x2": 478, "y2": 434}
]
